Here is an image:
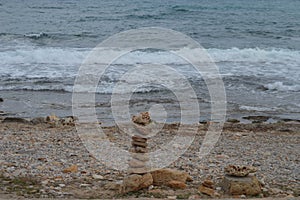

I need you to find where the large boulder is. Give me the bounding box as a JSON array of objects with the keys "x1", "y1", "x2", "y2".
[
  {"x1": 221, "y1": 175, "x2": 261, "y2": 196},
  {"x1": 122, "y1": 173, "x2": 153, "y2": 193},
  {"x1": 150, "y1": 168, "x2": 192, "y2": 187}
]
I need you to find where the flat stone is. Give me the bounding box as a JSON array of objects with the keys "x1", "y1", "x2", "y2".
[
  {"x1": 92, "y1": 174, "x2": 104, "y2": 180},
  {"x1": 130, "y1": 146, "x2": 148, "y2": 153},
  {"x1": 198, "y1": 185, "x2": 216, "y2": 197},
  {"x1": 128, "y1": 167, "x2": 150, "y2": 174},
  {"x1": 202, "y1": 179, "x2": 214, "y2": 189},
  {"x1": 104, "y1": 181, "x2": 123, "y2": 191},
  {"x1": 132, "y1": 136, "x2": 147, "y2": 143},
  {"x1": 221, "y1": 175, "x2": 262, "y2": 196},
  {"x1": 132, "y1": 141, "x2": 148, "y2": 148},
  {"x1": 227, "y1": 119, "x2": 240, "y2": 123},
  {"x1": 131, "y1": 153, "x2": 149, "y2": 162},
  {"x1": 129, "y1": 158, "x2": 146, "y2": 168}
]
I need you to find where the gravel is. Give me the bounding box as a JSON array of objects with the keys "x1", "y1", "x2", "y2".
[{"x1": 0, "y1": 120, "x2": 299, "y2": 199}]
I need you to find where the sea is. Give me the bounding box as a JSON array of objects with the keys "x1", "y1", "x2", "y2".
[{"x1": 0, "y1": 0, "x2": 299, "y2": 125}]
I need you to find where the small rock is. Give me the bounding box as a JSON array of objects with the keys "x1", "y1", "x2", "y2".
[
  {"x1": 62, "y1": 165, "x2": 78, "y2": 173},
  {"x1": 0, "y1": 98, "x2": 3, "y2": 102},
  {"x1": 198, "y1": 185, "x2": 216, "y2": 197},
  {"x1": 227, "y1": 118, "x2": 240, "y2": 123},
  {"x1": 202, "y1": 178, "x2": 214, "y2": 189},
  {"x1": 262, "y1": 187, "x2": 268, "y2": 194},
  {"x1": 80, "y1": 184, "x2": 90, "y2": 187},
  {"x1": 259, "y1": 178, "x2": 265, "y2": 186},
  {"x1": 46, "y1": 114, "x2": 59, "y2": 122},
  {"x1": 60, "y1": 116, "x2": 76, "y2": 126},
  {"x1": 54, "y1": 187, "x2": 62, "y2": 191},
  {"x1": 104, "y1": 181, "x2": 123, "y2": 191},
  {"x1": 38, "y1": 157, "x2": 47, "y2": 162},
  {"x1": 188, "y1": 195, "x2": 201, "y2": 199},
  {"x1": 166, "y1": 180, "x2": 186, "y2": 189},
  {"x1": 216, "y1": 187, "x2": 221, "y2": 191},
  {"x1": 167, "y1": 196, "x2": 177, "y2": 199},
  {"x1": 31, "y1": 117, "x2": 46, "y2": 124},
  {"x1": 41, "y1": 180, "x2": 49, "y2": 185},
  {"x1": 92, "y1": 174, "x2": 104, "y2": 180},
  {"x1": 215, "y1": 154, "x2": 229, "y2": 159},
  {"x1": 148, "y1": 185, "x2": 154, "y2": 190}
]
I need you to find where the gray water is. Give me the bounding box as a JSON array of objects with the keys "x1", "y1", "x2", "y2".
[{"x1": 0, "y1": 0, "x2": 300, "y2": 124}]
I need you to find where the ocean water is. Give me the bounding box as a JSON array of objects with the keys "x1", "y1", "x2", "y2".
[{"x1": 0, "y1": 0, "x2": 300, "y2": 123}]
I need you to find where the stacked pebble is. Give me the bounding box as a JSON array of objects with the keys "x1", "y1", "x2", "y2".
[{"x1": 128, "y1": 135, "x2": 150, "y2": 174}]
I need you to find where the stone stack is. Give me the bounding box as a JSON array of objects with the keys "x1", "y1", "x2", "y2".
[
  {"x1": 122, "y1": 112, "x2": 153, "y2": 193},
  {"x1": 122, "y1": 112, "x2": 193, "y2": 193},
  {"x1": 128, "y1": 112, "x2": 152, "y2": 174},
  {"x1": 198, "y1": 178, "x2": 219, "y2": 197},
  {"x1": 221, "y1": 165, "x2": 262, "y2": 196},
  {"x1": 128, "y1": 135, "x2": 150, "y2": 174}
]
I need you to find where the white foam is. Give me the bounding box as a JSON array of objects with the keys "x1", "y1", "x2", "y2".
[
  {"x1": 264, "y1": 81, "x2": 300, "y2": 92},
  {"x1": 0, "y1": 84, "x2": 73, "y2": 92},
  {"x1": 208, "y1": 47, "x2": 300, "y2": 64},
  {"x1": 239, "y1": 105, "x2": 276, "y2": 112},
  {"x1": 0, "y1": 46, "x2": 299, "y2": 92},
  {"x1": 0, "y1": 46, "x2": 88, "y2": 78}
]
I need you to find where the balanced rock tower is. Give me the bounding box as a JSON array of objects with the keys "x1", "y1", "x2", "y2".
[{"x1": 122, "y1": 112, "x2": 153, "y2": 193}]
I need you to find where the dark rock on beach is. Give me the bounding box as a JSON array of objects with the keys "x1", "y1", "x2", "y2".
[
  {"x1": 242, "y1": 115, "x2": 270, "y2": 122},
  {"x1": 2, "y1": 117, "x2": 30, "y2": 124}
]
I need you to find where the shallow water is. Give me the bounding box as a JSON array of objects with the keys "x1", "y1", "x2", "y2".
[{"x1": 0, "y1": 0, "x2": 299, "y2": 123}]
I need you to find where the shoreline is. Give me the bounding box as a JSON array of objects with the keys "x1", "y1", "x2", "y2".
[
  {"x1": 1, "y1": 89, "x2": 300, "y2": 127},
  {"x1": 0, "y1": 119, "x2": 299, "y2": 199}
]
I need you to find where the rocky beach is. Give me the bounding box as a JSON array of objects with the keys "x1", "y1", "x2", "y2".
[
  {"x1": 1, "y1": 1, "x2": 300, "y2": 199},
  {"x1": 0, "y1": 115, "x2": 299, "y2": 199}
]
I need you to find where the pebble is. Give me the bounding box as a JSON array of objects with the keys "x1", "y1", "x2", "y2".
[
  {"x1": 92, "y1": 174, "x2": 104, "y2": 180},
  {"x1": 79, "y1": 184, "x2": 90, "y2": 187}
]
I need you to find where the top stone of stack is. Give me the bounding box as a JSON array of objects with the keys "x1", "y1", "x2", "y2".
[
  {"x1": 224, "y1": 165, "x2": 257, "y2": 177},
  {"x1": 132, "y1": 112, "x2": 152, "y2": 126}
]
